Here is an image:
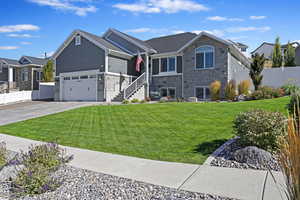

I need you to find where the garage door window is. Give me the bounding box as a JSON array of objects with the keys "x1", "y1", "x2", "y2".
[
  {"x1": 80, "y1": 75, "x2": 88, "y2": 79},
  {"x1": 72, "y1": 76, "x2": 79, "y2": 80},
  {"x1": 64, "y1": 77, "x2": 70, "y2": 80},
  {"x1": 89, "y1": 75, "x2": 96, "y2": 79}
]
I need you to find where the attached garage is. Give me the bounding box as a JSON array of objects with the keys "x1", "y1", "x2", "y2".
[{"x1": 61, "y1": 74, "x2": 97, "y2": 101}]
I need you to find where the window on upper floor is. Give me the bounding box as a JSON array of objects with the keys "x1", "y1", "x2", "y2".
[
  {"x1": 75, "y1": 35, "x2": 81, "y2": 46},
  {"x1": 195, "y1": 46, "x2": 214, "y2": 69},
  {"x1": 160, "y1": 57, "x2": 176, "y2": 73}
]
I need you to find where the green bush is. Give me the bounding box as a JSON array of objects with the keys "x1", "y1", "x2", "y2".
[
  {"x1": 281, "y1": 84, "x2": 300, "y2": 95},
  {"x1": 287, "y1": 90, "x2": 300, "y2": 118},
  {"x1": 234, "y1": 109, "x2": 287, "y2": 152},
  {"x1": 122, "y1": 99, "x2": 130, "y2": 104},
  {"x1": 12, "y1": 143, "x2": 72, "y2": 196},
  {"x1": 250, "y1": 86, "x2": 284, "y2": 100},
  {"x1": 225, "y1": 80, "x2": 237, "y2": 101},
  {"x1": 140, "y1": 100, "x2": 146, "y2": 104},
  {"x1": 0, "y1": 142, "x2": 6, "y2": 167},
  {"x1": 131, "y1": 99, "x2": 140, "y2": 103}
]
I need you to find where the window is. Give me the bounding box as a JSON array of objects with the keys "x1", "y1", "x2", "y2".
[
  {"x1": 160, "y1": 87, "x2": 176, "y2": 98},
  {"x1": 160, "y1": 57, "x2": 176, "y2": 73},
  {"x1": 195, "y1": 87, "x2": 210, "y2": 100},
  {"x1": 64, "y1": 77, "x2": 71, "y2": 80},
  {"x1": 72, "y1": 76, "x2": 79, "y2": 80},
  {"x1": 21, "y1": 68, "x2": 29, "y2": 81},
  {"x1": 75, "y1": 35, "x2": 81, "y2": 46},
  {"x1": 80, "y1": 75, "x2": 88, "y2": 79},
  {"x1": 195, "y1": 46, "x2": 214, "y2": 69},
  {"x1": 89, "y1": 75, "x2": 97, "y2": 79}
]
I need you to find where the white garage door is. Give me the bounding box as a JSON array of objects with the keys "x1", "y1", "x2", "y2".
[{"x1": 62, "y1": 75, "x2": 97, "y2": 101}]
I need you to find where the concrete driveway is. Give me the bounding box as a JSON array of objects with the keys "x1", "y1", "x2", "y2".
[{"x1": 0, "y1": 101, "x2": 101, "y2": 126}]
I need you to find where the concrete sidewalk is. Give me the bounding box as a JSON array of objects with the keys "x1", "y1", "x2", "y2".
[{"x1": 0, "y1": 133, "x2": 287, "y2": 200}]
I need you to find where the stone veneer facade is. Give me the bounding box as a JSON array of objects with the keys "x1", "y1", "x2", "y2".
[{"x1": 15, "y1": 67, "x2": 33, "y2": 91}]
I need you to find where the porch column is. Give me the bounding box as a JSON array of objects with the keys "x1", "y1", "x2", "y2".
[
  {"x1": 145, "y1": 53, "x2": 149, "y2": 98},
  {"x1": 8, "y1": 67, "x2": 13, "y2": 92}
]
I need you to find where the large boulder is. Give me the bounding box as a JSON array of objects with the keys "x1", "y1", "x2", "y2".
[{"x1": 233, "y1": 146, "x2": 273, "y2": 167}]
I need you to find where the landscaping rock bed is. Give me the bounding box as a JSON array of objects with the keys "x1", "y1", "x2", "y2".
[
  {"x1": 0, "y1": 151, "x2": 237, "y2": 200},
  {"x1": 210, "y1": 138, "x2": 280, "y2": 171}
]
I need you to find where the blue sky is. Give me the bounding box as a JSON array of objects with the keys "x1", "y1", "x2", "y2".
[{"x1": 0, "y1": 0, "x2": 299, "y2": 59}]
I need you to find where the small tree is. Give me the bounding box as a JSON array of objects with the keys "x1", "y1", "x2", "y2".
[
  {"x1": 284, "y1": 42, "x2": 296, "y2": 67},
  {"x1": 42, "y1": 60, "x2": 54, "y2": 82},
  {"x1": 250, "y1": 53, "x2": 265, "y2": 90},
  {"x1": 272, "y1": 37, "x2": 283, "y2": 68}
]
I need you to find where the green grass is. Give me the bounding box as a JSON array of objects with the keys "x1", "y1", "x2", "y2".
[{"x1": 0, "y1": 97, "x2": 290, "y2": 164}]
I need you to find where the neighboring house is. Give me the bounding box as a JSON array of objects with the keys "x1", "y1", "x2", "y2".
[
  {"x1": 228, "y1": 40, "x2": 248, "y2": 52},
  {"x1": 0, "y1": 56, "x2": 48, "y2": 92},
  {"x1": 251, "y1": 42, "x2": 300, "y2": 67},
  {"x1": 52, "y1": 28, "x2": 250, "y2": 102}
]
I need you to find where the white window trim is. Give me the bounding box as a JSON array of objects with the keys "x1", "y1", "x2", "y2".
[
  {"x1": 194, "y1": 86, "x2": 210, "y2": 100},
  {"x1": 159, "y1": 56, "x2": 177, "y2": 74},
  {"x1": 160, "y1": 87, "x2": 176, "y2": 98},
  {"x1": 195, "y1": 45, "x2": 215, "y2": 70},
  {"x1": 75, "y1": 35, "x2": 81, "y2": 46}
]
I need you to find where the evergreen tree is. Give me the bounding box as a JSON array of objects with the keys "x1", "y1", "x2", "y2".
[
  {"x1": 250, "y1": 53, "x2": 265, "y2": 90},
  {"x1": 42, "y1": 60, "x2": 54, "y2": 82},
  {"x1": 272, "y1": 37, "x2": 283, "y2": 67},
  {"x1": 284, "y1": 42, "x2": 296, "y2": 66}
]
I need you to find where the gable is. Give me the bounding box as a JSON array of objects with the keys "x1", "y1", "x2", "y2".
[
  {"x1": 252, "y1": 43, "x2": 274, "y2": 59},
  {"x1": 19, "y1": 57, "x2": 31, "y2": 65},
  {"x1": 105, "y1": 31, "x2": 145, "y2": 54}
]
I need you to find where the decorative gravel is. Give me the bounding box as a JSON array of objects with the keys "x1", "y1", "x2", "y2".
[
  {"x1": 0, "y1": 152, "x2": 237, "y2": 200},
  {"x1": 210, "y1": 138, "x2": 280, "y2": 171}
]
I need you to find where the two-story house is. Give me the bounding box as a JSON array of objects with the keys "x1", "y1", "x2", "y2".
[{"x1": 52, "y1": 28, "x2": 250, "y2": 102}]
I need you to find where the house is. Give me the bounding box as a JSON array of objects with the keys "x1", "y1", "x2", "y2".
[
  {"x1": 251, "y1": 42, "x2": 300, "y2": 67},
  {"x1": 52, "y1": 28, "x2": 250, "y2": 102},
  {"x1": 0, "y1": 56, "x2": 48, "y2": 93},
  {"x1": 228, "y1": 40, "x2": 248, "y2": 52}
]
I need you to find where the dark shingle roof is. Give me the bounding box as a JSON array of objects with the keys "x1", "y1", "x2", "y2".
[
  {"x1": 0, "y1": 57, "x2": 20, "y2": 65},
  {"x1": 145, "y1": 32, "x2": 197, "y2": 54},
  {"x1": 23, "y1": 56, "x2": 48, "y2": 66},
  {"x1": 79, "y1": 30, "x2": 128, "y2": 53},
  {"x1": 110, "y1": 29, "x2": 156, "y2": 53}
]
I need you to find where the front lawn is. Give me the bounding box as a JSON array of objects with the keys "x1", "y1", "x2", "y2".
[{"x1": 0, "y1": 97, "x2": 289, "y2": 164}]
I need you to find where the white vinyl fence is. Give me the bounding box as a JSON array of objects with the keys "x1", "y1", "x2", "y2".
[
  {"x1": 0, "y1": 82, "x2": 54, "y2": 105},
  {"x1": 262, "y1": 66, "x2": 300, "y2": 88}
]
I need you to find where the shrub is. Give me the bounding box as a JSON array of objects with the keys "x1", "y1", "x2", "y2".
[
  {"x1": 12, "y1": 143, "x2": 72, "y2": 196},
  {"x1": 234, "y1": 109, "x2": 287, "y2": 152},
  {"x1": 278, "y1": 113, "x2": 300, "y2": 200},
  {"x1": 210, "y1": 80, "x2": 221, "y2": 101},
  {"x1": 145, "y1": 97, "x2": 151, "y2": 102},
  {"x1": 238, "y1": 80, "x2": 251, "y2": 95},
  {"x1": 122, "y1": 99, "x2": 130, "y2": 104},
  {"x1": 140, "y1": 100, "x2": 146, "y2": 104},
  {"x1": 131, "y1": 99, "x2": 140, "y2": 103},
  {"x1": 225, "y1": 80, "x2": 237, "y2": 101},
  {"x1": 281, "y1": 83, "x2": 300, "y2": 95},
  {"x1": 0, "y1": 142, "x2": 7, "y2": 167},
  {"x1": 250, "y1": 86, "x2": 284, "y2": 100},
  {"x1": 287, "y1": 90, "x2": 300, "y2": 120}
]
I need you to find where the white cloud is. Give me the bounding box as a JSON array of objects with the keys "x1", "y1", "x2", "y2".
[
  {"x1": 28, "y1": 0, "x2": 97, "y2": 16},
  {"x1": 250, "y1": 16, "x2": 266, "y2": 20},
  {"x1": 113, "y1": 0, "x2": 209, "y2": 14},
  {"x1": 0, "y1": 24, "x2": 40, "y2": 33},
  {"x1": 0, "y1": 46, "x2": 20, "y2": 50},
  {"x1": 206, "y1": 16, "x2": 244, "y2": 22},
  {"x1": 20, "y1": 42, "x2": 32, "y2": 45},
  {"x1": 228, "y1": 36, "x2": 248, "y2": 41},
  {"x1": 7, "y1": 33, "x2": 35, "y2": 38},
  {"x1": 191, "y1": 29, "x2": 225, "y2": 37},
  {"x1": 171, "y1": 30, "x2": 185, "y2": 34},
  {"x1": 226, "y1": 26, "x2": 271, "y2": 33}
]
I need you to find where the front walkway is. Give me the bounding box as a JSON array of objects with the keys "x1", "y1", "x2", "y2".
[{"x1": 0, "y1": 134, "x2": 286, "y2": 200}]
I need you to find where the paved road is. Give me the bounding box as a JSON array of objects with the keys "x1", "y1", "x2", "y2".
[
  {"x1": 0, "y1": 134, "x2": 287, "y2": 200},
  {"x1": 0, "y1": 101, "x2": 101, "y2": 126}
]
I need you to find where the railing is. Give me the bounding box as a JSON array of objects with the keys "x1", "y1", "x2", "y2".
[{"x1": 124, "y1": 72, "x2": 146, "y2": 99}]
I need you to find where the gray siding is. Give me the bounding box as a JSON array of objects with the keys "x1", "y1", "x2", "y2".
[
  {"x1": 252, "y1": 43, "x2": 274, "y2": 59},
  {"x1": 296, "y1": 47, "x2": 300, "y2": 66},
  {"x1": 56, "y1": 37, "x2": 106, "y2": 76},
  {"x1": 106, "y1": 32, "x2": 144, "y2": 54},
  {"x1": 182, "y1": 35, "x2": 229, "y2": 98},
  {"x1": 108, "y1": 56, "x2": 128, "y2": 74},
  {"x1": 0, "y1": 66, "x2": 8, "y2": 82},
  {"x1": 228, "y1": 53, "x2": 252, "y2": 87}
]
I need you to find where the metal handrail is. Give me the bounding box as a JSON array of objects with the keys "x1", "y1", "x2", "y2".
[{"x1": 124, "y1": 72, "x2": 146, "y2": 99}]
